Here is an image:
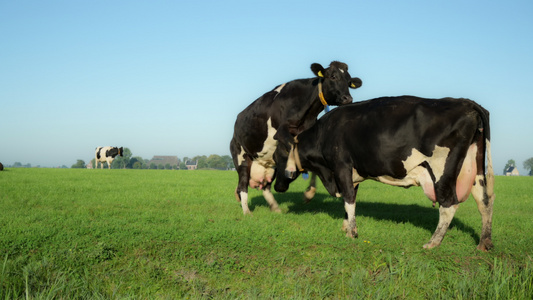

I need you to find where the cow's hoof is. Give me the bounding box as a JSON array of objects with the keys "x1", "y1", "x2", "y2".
[
  {"x1": 423, "y1": 242, "x2": 439, "y2": 249},
  {"x1": 345, "y1": 231, "x2": 358, "y2": 239},
  {"x1": 303, "y1": 187, "x2": 316, "y2": 202},
  {"x1": 270, "y1": 207, "x2": 282, "y2": 213},
  {"x1": 476, "y1": 238, "x2": 493, "y2": 252}
]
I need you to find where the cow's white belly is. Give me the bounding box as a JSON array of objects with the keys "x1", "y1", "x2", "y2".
[{"x1": 353, "y1": 145, "x2": 451, "y2": 202}]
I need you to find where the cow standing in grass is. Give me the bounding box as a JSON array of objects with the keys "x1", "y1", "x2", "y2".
[
  {"x1": 284, "y1": 96, "x2": 495, "y2": 251},
  {"x1": 230, "y1": 61, "x2": 362, "y2": 215},
  {"x1": 95, "y1": 146, "x2": 123, "y2": 169}
]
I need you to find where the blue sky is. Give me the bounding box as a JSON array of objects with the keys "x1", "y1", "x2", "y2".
[{"x1": 1, "y1": 0, "x2": 532, "y2": 175}]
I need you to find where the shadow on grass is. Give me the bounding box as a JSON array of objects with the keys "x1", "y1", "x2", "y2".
[{"x1": 249, "y1": 191, "x2": 480, "y2": 244}]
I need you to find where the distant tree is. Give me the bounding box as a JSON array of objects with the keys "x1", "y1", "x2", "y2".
[
  {"x1": 165, "y1": 163, "x2": 172, "y2": 170},
  {"x1": 222, "y1": 155, "x2": 234, "y2": 169},
  {"x1": 179, "y1": 162, "x2": 187, "y2": 170},
  {"x1": 524, "y1": 157, "x2": 533, "y2": 176},
  {"x1": 158, "y1": 164, "x2": 164, "y2": 170},
  {"x1": 207, "y1": 154, "x2": 228, "y2": 170},
  {"x1": 129, "y1": 156, "x2": 144, "y2": 169},
  {"x1": 503, "y1": 159, "x2": 516, "y2": 174},
  {"x1": 194, "y1": 155, "x2": 208, "y2": 169},
  {"x1": 132, "y1": 161, "x2": 142, "y2": 169},
  {"x1": 71, "y1": 159, "x2": 86, "y2": 168},
  {"x1": 150, "y1": 163, "x2": 157, "y2": 169},
  {"x1": 13, "y1": 162, "x2": 22, "y2": 168}
]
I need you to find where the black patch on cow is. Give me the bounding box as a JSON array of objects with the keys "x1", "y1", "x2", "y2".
[{"x1": 478, "y1": 178, "x2": 485, "y2": 187}]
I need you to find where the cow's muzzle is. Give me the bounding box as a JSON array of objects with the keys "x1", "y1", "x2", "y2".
[
  {"x1": 285, "y1": 169, "x2": 298, "y2": 180},
  {"x1": 341, "y1": 95, "x2": 353, "y2": 105}
]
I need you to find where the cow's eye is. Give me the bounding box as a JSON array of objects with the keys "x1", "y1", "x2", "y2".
[{"x1": 330, "y1": 74, "x2": 337, "y2": 80}]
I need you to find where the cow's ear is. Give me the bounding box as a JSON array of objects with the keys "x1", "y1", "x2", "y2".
[
  {"x1": 350, "y1": 77, "x2": 363, "y2": 89},
  {"x1": 311, "y1": 63, "x2": 325, "y2": 78}
]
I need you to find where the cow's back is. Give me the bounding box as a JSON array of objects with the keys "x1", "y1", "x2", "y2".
[{"x1": 316, "y1": 96, "x2": 485, "y2": 178}]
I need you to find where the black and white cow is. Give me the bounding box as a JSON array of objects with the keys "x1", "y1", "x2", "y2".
[
  {"x1": 285, "y1": 96, "x2": 495, "y2": 251},
  {"x1": 95, "y1": 146, "x2": 123, "y2": 169},
  {"x1": 230, "y1": 61, "x2": 362, "y2": 215}
]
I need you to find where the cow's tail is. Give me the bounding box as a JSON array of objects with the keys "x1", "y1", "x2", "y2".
[
  {"x1": 476, "y1": 104, "x2": 494, "y2": 198},
  {"x1": 485, "y1": 135, "x2": 495, "y2": 198}
]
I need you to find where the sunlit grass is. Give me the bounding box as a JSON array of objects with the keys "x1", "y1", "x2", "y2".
[{"x1": 0, "y1": 169, "x2": 531, "y2": 298}]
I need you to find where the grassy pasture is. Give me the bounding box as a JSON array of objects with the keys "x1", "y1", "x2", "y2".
[{"x1": 0, "y1": 168, "x2": 532, "y2": 299}]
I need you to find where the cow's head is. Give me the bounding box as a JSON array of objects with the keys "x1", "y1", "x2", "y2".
[
  {"x1": 311, "y1": 61, "x2": 362, "y2": 106},
  {"x1": 118, "y1": 147, "x2": 124, "y2": 157}
]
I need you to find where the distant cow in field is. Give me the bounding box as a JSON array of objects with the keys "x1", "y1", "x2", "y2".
[
  {"x1": 284, "y1": 96, "x2": 495, "y2": 251},
  {"x1": 230, "y1": 61, "x2": 362, "y2": 214},
  {"x1": 95, "y1": 147, "x2": 123, "y2": 169},
  {"x1": 0, "y1": 162, "x2": 3, "y2": 171}
]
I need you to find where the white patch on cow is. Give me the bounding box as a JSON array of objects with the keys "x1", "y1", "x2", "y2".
[
  {"x1": 240, "y1": 191, "x2": 251, "y2": 215},
  {"x1": 274, "y1": 83, "x2": 286, "y2": 94},
  {"x1": 340, "y1": 69, "x2": 345, "y2": 73},
  {"x1": 357, "y1": 145, "x2": 449, "y2": 202},
  {"x1": 344, "y1": 201, "x2": 356, "y2": 237},
  {"x1": 352, "y1": 168, "x2": 364, "y2": 183},
  {"x1": 403, "y1": 146, "x2": 450, "y2": 183},
  {"x1": 286, "y1": 144, "x2": 297, "y2": 174},
  {"x1": 237, "y1": 146, "x2": 246, "y2": 166},
  {"x1": 249, "y1": 118, "x2": 278, "y2": 188}
]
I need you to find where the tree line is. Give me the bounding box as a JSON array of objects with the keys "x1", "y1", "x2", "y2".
[{"x1": 71, "y1": 147, "x2": 234, "y2": 170}]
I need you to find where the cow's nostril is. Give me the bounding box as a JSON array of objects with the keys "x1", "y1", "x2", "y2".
[{"x1": 343, "y1": 95, "x2": 353, "y2": 103}]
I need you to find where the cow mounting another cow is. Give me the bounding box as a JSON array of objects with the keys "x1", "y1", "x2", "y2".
[
  {"x1": 284, "y1": 96, "x2": 495, "y2": 251},
  {"x1": 230, "y1": 61, "x2": 362, "y2": 215}
]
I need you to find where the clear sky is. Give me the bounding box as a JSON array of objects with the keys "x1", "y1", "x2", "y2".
[{"x1": 1, "y1": 0, "x2": 532, "y2": 175}]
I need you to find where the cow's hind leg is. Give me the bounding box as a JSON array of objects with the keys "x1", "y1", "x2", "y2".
[
  {"x1": 424, "y1": 204, "x2": 458, "y2": 249},
  {"x1": 471, "y1": 139, "x2": 495, "y2": 251},
  {"x1": 235, "y1": 158, "x2": 253, "y2": 215},
  {"x1": 471, "y1": 178, "x2": 494, "y2": 251}
]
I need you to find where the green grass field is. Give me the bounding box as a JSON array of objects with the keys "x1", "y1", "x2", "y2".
[{"x1": 1, "y1": 168, "x2": 532, "y2": 299}]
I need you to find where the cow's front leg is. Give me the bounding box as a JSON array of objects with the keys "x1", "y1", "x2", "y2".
[
  {"x1": 423, "y1": 204, "x2": 458, "y2": 249},
  {"x1": 342, "y1": 183, "x2": 359, "y2": 238},
  {"x1": 273, "y1": 143, "x2": 294, "y2": 193},
  {"x1": 263, "y1": 183, "x2": 281, "y2": 213},
  {"x1": 303, "y1": 173, "x2": 317, "y2": 203},
  {"x1": 335, "y1": 168, "x2": 358, "y2": 238}
]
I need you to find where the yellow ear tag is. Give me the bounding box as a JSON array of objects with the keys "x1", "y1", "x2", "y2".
[
  {"x1": 318, "y1": 71, "x2": 324, "y2": 77},
  {"x1": 350, "y1": 83, "x2": 356, "y2": 88}
]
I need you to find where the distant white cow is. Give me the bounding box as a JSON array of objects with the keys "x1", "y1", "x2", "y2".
[{"x1": 95, "y1": 147, "x2": 123, "y2": 169}]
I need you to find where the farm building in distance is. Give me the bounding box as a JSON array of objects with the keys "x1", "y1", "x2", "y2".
[
  {"x1": 504, "y1": 166, "x2": 519, "y2": 176},
  {"x1": 185, "y1": 160, "x2": 198, "y2": 170}
]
